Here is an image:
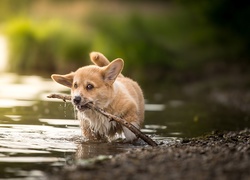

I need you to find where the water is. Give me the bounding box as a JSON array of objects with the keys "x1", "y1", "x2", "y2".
[{"x1": 0, "y1": 73, "x2": 249, "y2": 179}]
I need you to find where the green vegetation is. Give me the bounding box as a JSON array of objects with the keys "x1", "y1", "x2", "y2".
[
  {"x1": 3, "y1": 18, "x2": 90, "y2": 74},
  {"x1": 0, "y1": 0, "x2": 249, "y2": 81}
]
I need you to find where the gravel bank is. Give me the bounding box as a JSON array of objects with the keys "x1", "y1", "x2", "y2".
[{"x1": 49, "y1": 129, "x2": 250, "y2": 180}]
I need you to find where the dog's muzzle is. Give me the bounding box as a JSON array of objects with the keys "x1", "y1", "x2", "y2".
[
  {"x1": 73, "y1": 96, "x2": 90, "y2": 111},
  {"x1": 73, "y1": 96, "x2": 81, "y2": 105}
]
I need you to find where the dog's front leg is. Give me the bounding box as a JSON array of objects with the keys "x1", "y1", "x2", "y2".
[{"x1": 120, "y1": 109, "x2": 141, "y2": 142}]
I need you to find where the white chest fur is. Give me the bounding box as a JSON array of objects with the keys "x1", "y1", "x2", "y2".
[{"x1": 77, "y1": 109, "x2": 118, "y2": 138}]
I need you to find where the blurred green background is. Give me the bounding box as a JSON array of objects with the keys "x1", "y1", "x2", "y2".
[{"x1": 0, "y1": 0, "x2": 250, "y2": 84}]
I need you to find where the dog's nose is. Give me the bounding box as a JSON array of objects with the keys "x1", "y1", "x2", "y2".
[{"x1": 73, "y1": 96, "x2": 81, "y2": 105}]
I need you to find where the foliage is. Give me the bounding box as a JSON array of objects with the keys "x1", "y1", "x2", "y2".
[
  {"x1": 0, "y1": 0, "x2": 33, "y2": 21},
  {"x1": 175, "y1": 0, "x2": 250, "y2": 60},
  {"x1": 3, "y1": 18, "x2": 91, "y2": 74},
  {"x1": 1, "y1": 0, "x2": 250, "y2": 82},
  {"x1": 86, "y1": 10, "x2": 221, "y2": 80}
]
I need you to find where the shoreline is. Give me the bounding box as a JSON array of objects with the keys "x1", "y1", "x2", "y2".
[{"x1": 49, "y1": 129, "x2": 250, "y2": 180}]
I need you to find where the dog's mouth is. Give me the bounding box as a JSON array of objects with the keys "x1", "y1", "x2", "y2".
[{"x1": 75, "y1": 102, "x2": 91, "y2": 111}]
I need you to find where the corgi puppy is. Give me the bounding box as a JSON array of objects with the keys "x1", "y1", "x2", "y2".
[{"x1": 51, "y1": 52, "x2": 144, "y2": 142}]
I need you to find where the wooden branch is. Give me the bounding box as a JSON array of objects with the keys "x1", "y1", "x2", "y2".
[{"x1": 47, "y1": 94, "x2": 158, "y2": 147}]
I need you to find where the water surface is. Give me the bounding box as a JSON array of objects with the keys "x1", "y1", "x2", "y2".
[{"x1": 0, "y1": 73, "x2": 249, "y2": 179}]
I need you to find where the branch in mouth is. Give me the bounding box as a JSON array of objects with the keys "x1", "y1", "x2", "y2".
[
  {"x1": 47, "y1": 93, "x2": 158, "y2": 147},
  {"x1": 77, "y1": 104, "x2": 89, "y2": 111}
]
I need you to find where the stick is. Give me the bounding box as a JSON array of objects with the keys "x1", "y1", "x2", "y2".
[{"x1": 47, "y1": 94, "x2": 158, "y2": 147}]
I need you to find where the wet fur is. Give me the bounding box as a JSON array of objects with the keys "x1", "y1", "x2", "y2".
[{"x1": 51, "y1": 52, "x2": 144, "y2": 142}]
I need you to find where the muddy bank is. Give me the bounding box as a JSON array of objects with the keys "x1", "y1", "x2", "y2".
[{"x1": 49, "y1": 129, "x2": 250, "y2": 180}]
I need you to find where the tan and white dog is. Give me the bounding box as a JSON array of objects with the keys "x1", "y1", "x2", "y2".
[{"x1": 51, "y1": 52, "x2": 144, "y2": 142}]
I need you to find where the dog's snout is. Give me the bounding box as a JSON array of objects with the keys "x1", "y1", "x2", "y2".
[{"x1": 73, "y1": 96, "x2": 81, "y2": 105}]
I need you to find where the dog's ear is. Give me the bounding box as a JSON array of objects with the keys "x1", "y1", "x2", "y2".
[
  {"x1": 90, "y1": 52, "x2": 110, "y2": 67},
  {"x1": 103, "y1": 58, "x2": 124, "y2": 84},
  {"x1": 51, "y1": 72, "x2": 74, "y2": 88}
]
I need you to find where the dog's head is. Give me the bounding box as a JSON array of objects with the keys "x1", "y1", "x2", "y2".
[{"x1": 51, "y1": 52, "x2": 124, "y2": 110}]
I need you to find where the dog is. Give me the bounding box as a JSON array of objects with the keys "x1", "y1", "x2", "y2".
[{"x1": 51, "y1": 52, "x2": 144, "y2": 142}]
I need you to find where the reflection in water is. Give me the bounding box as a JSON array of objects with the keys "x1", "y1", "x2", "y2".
[
  {"x1": 39, "y1": 118, "x2": 79, "y2": 126},
  {"x1": 145, "y1": 104, "x2": 165, "y2": 111},
  {"x1": 0, "y1": 124, "x2": 80, "y2": 151},
  {"x1": 0, "y1": 157, "x2": 65, "y2": 163},
  {"x1": 0, "y1": 73, "x2": 68, "y2": 100},
  {"x1": 75, "y1": 142, "x2": 132, "y2": 159},
  {"x1": 0, "y1": 99, "x2": 35, "y2": 108}
]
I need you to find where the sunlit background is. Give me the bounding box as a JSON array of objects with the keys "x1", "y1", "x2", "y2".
[{"x1": 0, "y1": 0, "x2": 250, "y2": 179}]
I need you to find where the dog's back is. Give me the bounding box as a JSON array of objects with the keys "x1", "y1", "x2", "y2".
[{"x1": 117, "y1": 76, "x2": 144, "y2": 122}]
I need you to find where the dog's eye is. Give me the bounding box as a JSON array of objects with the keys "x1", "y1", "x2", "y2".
[
  {"x1": 86, "y1": 84, "x2": 94, "y2": 90},
  {"x1": 74, "y1": 83, "x2": 78, "y2": 89}
]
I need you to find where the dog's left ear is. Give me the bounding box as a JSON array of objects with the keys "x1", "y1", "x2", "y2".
[{"x1": 103, "y1": 58, "x2": 124, "y2": 84}]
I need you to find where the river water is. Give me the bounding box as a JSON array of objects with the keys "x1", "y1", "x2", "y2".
[{"x1": 0, "y1": 72, "x2": 249, "y2": 179}]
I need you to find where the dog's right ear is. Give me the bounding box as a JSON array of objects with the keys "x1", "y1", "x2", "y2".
[
  {"x1": 51, "y1": 72, "x2": 74, "y2": 88},
  {"x1": 90, "y1": 52, "x2": 110, "y2": 67},
  {"x1": 102, "y1": 58, "x2": 124, "y2": 85}
]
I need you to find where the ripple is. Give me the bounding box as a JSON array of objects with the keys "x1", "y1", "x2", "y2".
[
  {"x1": 39, "y1": 118, "x2": 79, "y2": 126},
  {"x1": 0, "y1": 148, "x2": 50, "y2": 154},
  {"x1": 0, "y1": 124, "x2": 80, "y2": 152},
  {"x1": 0, "y1": 157, "x2": 65, "y2": 163},
  {"x1": 145, "y1": 104, "x2": 165, "y2": 111}
]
